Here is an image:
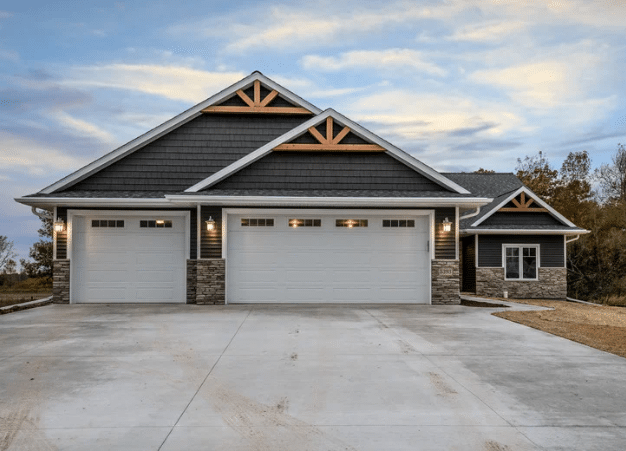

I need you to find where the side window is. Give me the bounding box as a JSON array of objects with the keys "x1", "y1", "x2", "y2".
[{"x1": 504, "y1": 245, "x2": 538, "y2": 280}]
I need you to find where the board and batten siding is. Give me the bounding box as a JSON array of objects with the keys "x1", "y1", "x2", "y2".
[
  {"x1": 434, "y1": 207, "x2": 456, "y2": 260},
  {"x1": 477, "y1": 235, "x2": 564, "y2": 268},
  {"x1": 55, "y1": 207, "x2": 197, "y2": 260}
]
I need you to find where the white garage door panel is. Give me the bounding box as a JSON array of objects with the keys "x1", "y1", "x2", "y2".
[
  {"x1": 227, "y1": 212, "x2": 431, "y2": 304},
  {"x1": 73, "y1": 215, "x2": 186, "y2": 303}
]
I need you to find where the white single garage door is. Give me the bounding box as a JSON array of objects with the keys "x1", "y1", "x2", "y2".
[
  {"x1": 227, "y1": 211, "x2": 431, "y2": 303},
  {"x1": 72, "y1": 214, "x2": 186, "y2": 303}
]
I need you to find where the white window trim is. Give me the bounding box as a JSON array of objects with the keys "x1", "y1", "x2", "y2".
[{"x1": 502, "y1": 244, "x2": 540, "y2": 281}]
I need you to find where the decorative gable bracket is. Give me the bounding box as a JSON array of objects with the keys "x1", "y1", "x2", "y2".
[
  {"x1": 273, "y1": 117, "x2": 385, "y2": 152},
  {"x1": 498, "y1": 191, "x2": 547, "y2": 212},
  {"x1": 202, "y1": 80, "x2": 312, "y2": 115}
]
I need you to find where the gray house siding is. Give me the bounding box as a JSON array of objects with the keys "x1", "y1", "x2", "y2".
[
  {"x1": 200, "y1": 206, "x2": 222, "y2": 259},
  {"x1": 477, "y1": 235, "x2": 564, "y2": 268},
  {"x1": 209, "y1": 152, "x2": 451, "y2": 192},
  {"x1": 481, "y1": 211, "x2": 564, "y2": 227},
  {"x1": 461, "y1": 235, "x2": 476, "y2": 292},
  {"x1": 434, "y1": 207, "x2": 456, "y2": 260},
  {"x1": 62, "y1": 114, "x2": 310, "y2": 193}
]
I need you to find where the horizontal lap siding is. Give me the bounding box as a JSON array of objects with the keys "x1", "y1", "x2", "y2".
[
  {"x1": 56, "y1": 207, "x2": 68, "y2": 259},
  {"x1": 201, "y1": 206, "x2": 222, "y2": 259},
  {"x1": 210, "y1": 152, "x2": 451, "y2": 191},
  {"x1": 481, "y1": 212, "x2": 565, "y2": 227},
  {"x1": 63, "y1": 114, "x2": 310, "y2": 192},
  {"x1": 435, "y1": 207, "x2": 456, "y2": 260},
  {"x1": 478, "y1": 235, "x2": 564, "y2": 268}
]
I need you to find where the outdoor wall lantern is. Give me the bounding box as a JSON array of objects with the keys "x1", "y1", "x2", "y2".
[
  {"x1": 442, "y1": 217, "x2": 452, "y2": 232},
  {"x1": 205, "y1": 217, "x2": 216, "y2": 231},
  {"x1": 53, "y1": 218, "x2": 65, "y2": 233}
]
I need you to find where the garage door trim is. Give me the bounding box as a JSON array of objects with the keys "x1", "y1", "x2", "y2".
[
  {"x1": 222, "y1": 208, "x2": 435, "y2": 304},
  {"x1": 67, "y1": 209, "x2": 190, "y2": 304}
]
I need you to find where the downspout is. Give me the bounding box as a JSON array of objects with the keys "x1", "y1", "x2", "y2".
[
  {"x1": 459, "y1": 206, "x2": 481, "y2": 220},
  {"x1": 565, "y1": 235, "x2": 581, "y2": 244},
  {"x1": 31, "y1": 206, "x2": 52, "y2": 220}
]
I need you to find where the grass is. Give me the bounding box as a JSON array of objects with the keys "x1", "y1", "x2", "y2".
[
  {"x1": 492, "y1": 298, "x2": 626, "y2": 358},
  {"x1": 0, "y1": 277, "x2": 52, "y2": 308}
]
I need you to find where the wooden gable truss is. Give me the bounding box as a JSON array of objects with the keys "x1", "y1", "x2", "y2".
[
  {"x1": 202, "y1": 80, "x2": 312, "y2": 115},
  {"x1": 499, "y1": 192, "x2": 547, "y2": 212},
  {"x1": 273, "y1": 117, "x2": 385, "y2": 152}
]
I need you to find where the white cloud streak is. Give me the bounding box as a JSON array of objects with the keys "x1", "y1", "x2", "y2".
[
  {"x1": 448, "y1": 21, "x2": 527, "y2": 42},
  {"x1": 65, "y1": 64, "x2": 245, "y2": 102},
  {"x1": 302, "y1": 49, "x2": 447, "y2": 76},
  {"x1": 55, "y1": 112, "x2": 117, "y2": 144},
  {"x1": 0, "y1": 131, "x2": 90, "y2": 176}
]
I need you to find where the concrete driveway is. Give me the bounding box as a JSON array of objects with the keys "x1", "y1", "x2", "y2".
[{"x1": 1, "y1": 303, "x2": 625, "y2": 451}]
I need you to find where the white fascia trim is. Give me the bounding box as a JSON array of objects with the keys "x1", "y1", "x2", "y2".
[
  {"x1": 15, "y1": 197, "x2": 179, "y2": 209},
  {"x1": 471, "y1": 186, "x2": 578, "y2": 228},
  {"x1": 168, "y1": 195, "x2": 491, "y2": 208},
  {"x1": 461, "y1": 228, "x2": 589, "y2": 235},
  {"x1": 40, "y1": 72, "x2": 321, "y2": 195},
  {"x1": 184, "y1": 109, "x2": 471, "y2": 194}
]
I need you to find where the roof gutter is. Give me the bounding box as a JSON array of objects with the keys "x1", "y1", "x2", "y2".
[
  {"x1": 461, "y1": 229, "x2": 590, "y2": 236},
  {"x1": 566, "y1": 234, "x2": 582, "y2": 243},
  {"x1": 459, "y1": 206, "x2": 481, "y2": 220},
  {"x1": 31, "y1": 206, "x2": 52, "y2": 220},
  {"x1": 165, "y1": 195, "x2": 492, "y2": 208}
]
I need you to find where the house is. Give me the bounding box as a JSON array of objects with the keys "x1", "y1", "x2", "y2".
[{"x1": 16, "y1": 72, "x2": 586, "y2": 305}]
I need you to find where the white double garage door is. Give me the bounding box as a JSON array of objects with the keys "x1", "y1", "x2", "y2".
[{"x1": 71, "y1": 210, "x2": 432, "y2": 304}]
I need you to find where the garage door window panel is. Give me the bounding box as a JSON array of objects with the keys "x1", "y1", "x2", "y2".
[
  {"x1": 241, "y1": 218, "x2": 274, "y2": 226},
  {"x1": 289, "y1": 219, "x2": 321, "y2": 228},
  {"x1": 92, "y1": 219, "x2": 124, "y2": 228},
  {"x1": 336, "y1": 219, "x2": 368, "y2": 228},
  {"x1": 382, "y1": 219, "x2": 415, "y2": 228}
]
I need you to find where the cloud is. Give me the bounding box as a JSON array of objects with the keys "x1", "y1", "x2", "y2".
[
  {"x1": 65, "y1": 65, "x2": 245, "y2": 102},
  {"x1": 0, "y1": 49, "x2": 18, "y2": 61},
  {"x1": 170, "y1": 2, "x2": 464, "y2": 53},
  {"x1": 448, "y1": 21, "x2": 527, "y2": 42},
  {"x1": 54, "y1": 112, "x2": 117, "y2": 144},
  {"x1": 0, "y1": 131, "x2": 91, "y2": 176},
  {"x1": 301, "y1": 49, "x2": 447, "y2": 76},
  {"x1": 470, "y1": 61, "x2": 571, "y2": 108},
  {"x1": 0, "y1": 11, "x2": 12, "y2": 19},
  {"x1": 348, "y1": 90, "x2": 524, "y2": 141}
]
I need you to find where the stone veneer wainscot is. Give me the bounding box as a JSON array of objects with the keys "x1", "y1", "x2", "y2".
[
  {"x1": 475, "y1": 267, "x2": 567, "y2": 299},
  {"x1": 196, "y1": 259, "x2": 225, "y2": 304},
  {"x1": 52, "y1": 259, "x2": 70, "y2": 304},
  {"x1": 431, "y1": 260, "x2": 460, "y2": 305}
]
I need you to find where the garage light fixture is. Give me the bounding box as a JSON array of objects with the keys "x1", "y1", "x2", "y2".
[
  {"x1": 205, "y1": 217, "x2": 216, "y2": 231},
  {"x1": 156, "y1": 220, "x2": 165, "y2": 225},
  {"x1": 345, "y1": 219, "x2": 356, "y2": 228},
  {"x1": 53, "y1": 218, "x2": 65, "y2": 232},
  {"x1": 442, "y1": 217, "x2": 452, "y2": 232},
  {"x1": 289, "y1": 219, "x2": 302, "y2": 228}
]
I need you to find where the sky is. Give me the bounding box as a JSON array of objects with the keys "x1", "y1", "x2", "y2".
[{"x1": 1, "y1": 0, "x2": 626, "y2": 263}]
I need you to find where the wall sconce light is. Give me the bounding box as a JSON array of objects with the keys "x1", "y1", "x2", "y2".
[
  {"x1": 53, "y1": 219, "x2": 65, "y2": 232},
  {"x1": 442, "y1": 217, "x2": 452, "y2": 232},
  {"x1": 205, "y1": 217, "x2": 216, "y2": 231}
]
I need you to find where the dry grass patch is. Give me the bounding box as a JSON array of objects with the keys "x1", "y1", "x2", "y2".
[
  {"x1": 0, "y1": 293, "x2": 52, "y2": 308},
  {"x1": 493, "y1": 299, "x2": 626, "y2": 358}
]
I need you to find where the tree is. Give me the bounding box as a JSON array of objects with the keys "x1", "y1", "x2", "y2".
[
  {"x1": 474, "y1": 168, "x2": 495, "y2": 174},
  {"x1": 515, "y1": 151, "x2": 558, "y2": 200},
  {"x1": 20, "y1": 217, "x2": 53, "y2": 280},
  {"x1": 0, "y1": 235, "x2": 16, "y2": 273},
  {"x1": 595, "y1": 143, "x2": 626, "y2": 203}
]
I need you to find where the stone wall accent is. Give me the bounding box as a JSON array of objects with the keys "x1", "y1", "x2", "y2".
[
  {"x1": 196, "y1": 259, "x2": 225, "y2": 305},
  {"x1": 186, "y1": 260, "x2": 197, "y2": 304},
  {"x1": 431, "y1": 260, "x2": 460, "y2": 305},
  {"x1": 476, "y1": 267, "x2": 567, "y2": 299},
  {"x1": 52, "y1": 259, "x2": 70, "y2": 304}
]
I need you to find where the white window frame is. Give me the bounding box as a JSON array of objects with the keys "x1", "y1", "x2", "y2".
[{"x1": 502, "y1": 244, "x2": 540, "y2": 281}]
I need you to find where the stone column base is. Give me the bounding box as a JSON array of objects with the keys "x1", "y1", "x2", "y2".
[
  {"x1": 52, "y1": 260, "x2": 70, "y2": 304},
  {"x1": 476, "y1": 267, "x2": 567, "y2": 299},
  {"x1": 431, "y1": 260, "x2": 460, "y2": 305},
  {"x1": 196, "y1": 259, "x2": 225, "y2": 304},
  {"x1": 186, "y1": 260, "x2": 197, "y2": 304}
]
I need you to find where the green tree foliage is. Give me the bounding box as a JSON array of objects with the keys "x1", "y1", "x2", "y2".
[{"x1": 20, "y1": 217, "x2": 53, "y2": 280}]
